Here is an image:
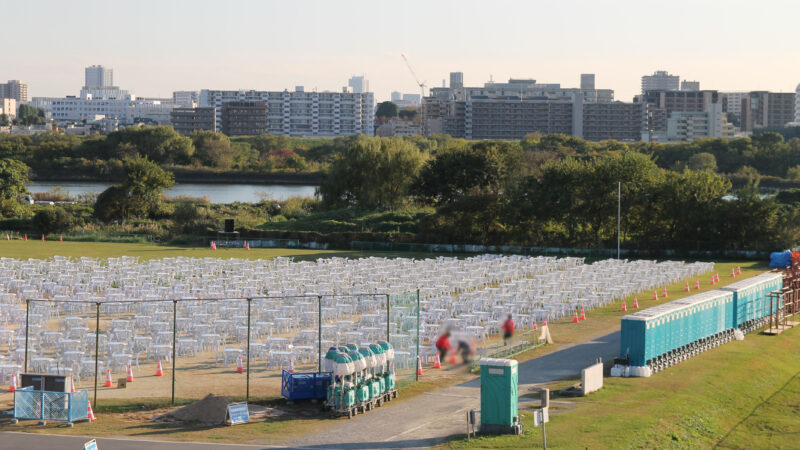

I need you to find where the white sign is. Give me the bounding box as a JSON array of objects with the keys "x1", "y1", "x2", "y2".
[
  {"x1": 84, "y1": 439, "x2": 98, "y2": 450},
  {"x1": 533, "y1": 407, "x2": 549, "y2": 427}
]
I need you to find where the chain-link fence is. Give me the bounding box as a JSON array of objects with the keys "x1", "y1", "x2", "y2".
[{"x1": 20, "y1": 292, "x2": 419, "y2": 406}]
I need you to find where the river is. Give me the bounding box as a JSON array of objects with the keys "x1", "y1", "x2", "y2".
[{"x1": 27, "y1": 181, "x2": 318, "y2": 204}]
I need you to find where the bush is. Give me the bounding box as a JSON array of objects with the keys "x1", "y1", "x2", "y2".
[{"x1": 31, "y1": 207, "x2": 73, "y2": 234}]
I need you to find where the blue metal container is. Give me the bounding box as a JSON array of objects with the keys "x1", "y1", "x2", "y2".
[{"x1": 281, "y1": 370, "x2": 332, "y2": 401}]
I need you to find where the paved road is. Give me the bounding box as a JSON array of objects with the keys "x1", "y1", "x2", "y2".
[
  {"x1": 1, "y1": 331, "x2": 620, "y2": 450},
  {"x1": 282, "y1": 330, "x2": 621, "y2": 449}
]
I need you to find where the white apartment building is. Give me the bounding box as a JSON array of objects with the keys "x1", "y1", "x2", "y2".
[
  {"x1": 31, "y1": 66, "x2": 178, "y2": 125},
  {"x1": 199, "y1": 87, "x2": 374, "y2": 137},
  {"x1": 173, "y1": 91, "x2": 200, "y2": 108},
  {"x1": 666, "y1": 104, "x2": 736, "y2": 141},
  {"x1": 642, "y1": 70, "x2": 680, "y2": 94},
  {"x1": 795, "y1": 84, "x2": 800, "y2": 124},
  {"x1": 721, "y1": 92, "x2": 747, "y2": 123},
  {"x1": 0, "y1": 98, "x2": 16, "y2": 117}
]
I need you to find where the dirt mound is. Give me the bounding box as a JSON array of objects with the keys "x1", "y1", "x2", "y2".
[{"x1": 156, "y1": 394, "x2": 230, "y2": 425}]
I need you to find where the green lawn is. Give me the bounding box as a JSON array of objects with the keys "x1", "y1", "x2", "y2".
[
  {"x1": 444, "y1": 287, "x2": 800, "y2": 449},
  {"x1": 0, "y1": 240, "x2": 459, "y2": 261}
]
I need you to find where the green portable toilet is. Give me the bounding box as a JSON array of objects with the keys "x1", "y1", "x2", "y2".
[{"x1": 478, "y1": 358, "x2": 522, "y2": 435}]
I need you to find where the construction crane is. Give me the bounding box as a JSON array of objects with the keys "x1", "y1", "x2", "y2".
[
  {"x1": 401, "y1": 54, "x2": 426, "y2": 134},
  {"x1": 401, "y1": 53, "x2": 427, "y2": 100}
]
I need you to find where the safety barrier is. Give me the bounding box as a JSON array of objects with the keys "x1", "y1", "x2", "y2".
[{"x1": 14, "y1": 387, "x2": 89, "y2": 423}]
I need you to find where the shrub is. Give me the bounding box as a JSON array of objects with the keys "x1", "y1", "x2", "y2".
[{"x1": 31, "y1": 207, "x2": 73, "y2": 234}]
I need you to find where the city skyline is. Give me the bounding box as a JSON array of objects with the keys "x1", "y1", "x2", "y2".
[{"x1": 4, "y1": 0, "x2": 799, "y2": 102}]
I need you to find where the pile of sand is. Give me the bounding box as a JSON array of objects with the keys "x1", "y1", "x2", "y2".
[{"x1": 156, "y1": 394, "x2": 230, "y2": 425}]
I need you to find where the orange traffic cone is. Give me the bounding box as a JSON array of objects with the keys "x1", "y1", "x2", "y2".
[
  {"x1": 433, "y1": 353, "x2": 442, "y2": 369},
  {"x1": 695, "y1": 280, "x2": 701, "y2": 290},
  {"x1": 5, "y1": 233, "x2": 9, "y2": 240},
  {"x1": 652, "y1": 290, "x2": 658, "y2": 301},
  {"x1": 87, "y1": 401, "x2": 96, "y2": 421},
  {"x1": 288, "y1": 359, "x2": 295, "y2": 374},
  {"x1": 736, "y1": 266, "x2": 741, "y2": 275},
  {"x1": 103, "y1": 369, "x2": 113, "y2": 388},
  {"x1": 41, "y1": 234, "x2": 45, "y2": 242},
  {"x1": 210, "y1": 241, "x2": 217, "y2": 251},
  {"x1": 543, "y1": 318, "x2": 548, "y2": 327},
  {"x1": 532, "y1": 320, "x2": 538, "y2": 331},
  {"x1": 661, "y1": 286, "x2": 668, "y2": 298},
  {"x1": 730, "y1": 268, "x2": 735, "y2": 278},
  {"x1": 70, "y1": 376, "x2": 76, "y2": 393},
  {"x1": 633, "y1": 298, "x2": 639, "y2": 309},
  {"x1": 416, "y1": 356, "x2": 423, "y2": 376},
  {"x1": 449, "y1": 351, "x2": 457, "y2": 364},
  {"x1": 572, "y1": 308, "x2": 579, "y2": 323},
  {"x1": 126, "y1": 363, "x2": 135, "y2": 382},
  {"x1": 236, "y1": 355, "x2": 245, "y2": 374},
  {"x1": 579, "y1": 306, "x2": 587, "y2": 321},
  {"x1": 155, "y1": 359, "x2": 164, "y2": 376},
  {"x1": 621, "y1": 300, "x2": 627, "y2": 312},
  {"x1": 710, "y1": 276, "x2": 715, "y2": 285},
  {"x1": 8, "y1": 373, "x2": 16, "y2": 393},
  {"x1": 59, "y1": 234, "x2": 63, "y2": 242},
  {"x1": 684, "y1": 281, "x2": 690, "y2": 292},
  {"x1": 23, "y1": 234, "x2": 27, "y2": 241},
  {"x1": 715, "y1": 273, "x2": 720, "y2": 283}
]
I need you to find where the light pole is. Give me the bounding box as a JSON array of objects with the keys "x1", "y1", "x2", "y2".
[{"x1": 617, "y1": 182, "x2": 621, "y2": 260}]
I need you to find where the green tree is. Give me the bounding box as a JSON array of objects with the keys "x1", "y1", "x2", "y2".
[
  {"x1": 15, "y1": 105, "x2": 46, "y2": 126},
  {"x1": 285, "y1": 154, "x2": 308, "y2": 172},
  {"x1": 190, "y1": 130, "x2": 235, "y2": 168},
  {"x1": 375, "y1": 101, "x2": 399, "y2": 120},
  {"x1": 320, "y1": 136, "x2": 426, "y2": 209},
  {"x1": 687, "y1": 152, "x2": 717, "y2": 171},
  {"x1": 106, "y1": 126, "x2": 194, "y2": 164},
  {"x1": 94, "y1": 156, "x2": 174, "y2": 221},
  {"x1": 0, "y1": 158, "x2": 29, "y2": 201},
  {"x1": 0, "y1": 114, "x2": 9, "y2": 126}
]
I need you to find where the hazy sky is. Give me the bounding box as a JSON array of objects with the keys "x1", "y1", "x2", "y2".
[{"x1": 4, "y1": 0, "x2": 798, "y2": 102}]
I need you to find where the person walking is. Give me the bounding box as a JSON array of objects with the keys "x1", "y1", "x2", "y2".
[
  {"x1": 502, "y1": 314, "x2": 515, "y2": 347},
  {"x1": 435, "y1": 330, "x2": 452, "y2": 364}
]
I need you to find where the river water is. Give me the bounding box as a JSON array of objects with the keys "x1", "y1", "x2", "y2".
[{"x1": 27, "y1": 181, "x2": 318, "y2": 204}]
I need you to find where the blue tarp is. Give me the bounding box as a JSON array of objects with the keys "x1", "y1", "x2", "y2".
[{"x1": 769, "y1": 251, "x2": 792, "y2": 268}]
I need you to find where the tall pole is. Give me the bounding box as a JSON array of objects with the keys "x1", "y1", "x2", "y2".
[
  {"x1": 317, "y1": 295, "x2": 322, "y2": 372},
  {"x1": 386, "y1": 294, "x2": 391, "y2": 343},
  {"x1": 415, "y1": 289, "x2": 420, "y2": 382},
  {"x1": 617, "y1": 181, "x2": 621, "y2": 260},
  {"x1": 246, "y1": 298, "x2": 251, "y2": 403},
  {"x1": 94, "y1": 302, "x2": 100, "y2": 408},
  {"x1": 171, "y1": 300, "x2": 177, "y2": 406},
  {"x1": 24, "y1": 300, "x2": 30, "y2": 372}
]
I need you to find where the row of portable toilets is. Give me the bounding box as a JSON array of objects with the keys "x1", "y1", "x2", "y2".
[{"x1": 322, "y1": 341, "x2": 397, "y2": 418}]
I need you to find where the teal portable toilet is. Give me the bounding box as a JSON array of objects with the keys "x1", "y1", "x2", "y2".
[{"x1": 478, "y1": 358, "x2": 522, "y2": 435}]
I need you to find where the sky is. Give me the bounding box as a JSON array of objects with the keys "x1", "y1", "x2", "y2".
[{"x1": 4, "y1": 0, "x2": 799, "y2": 103}]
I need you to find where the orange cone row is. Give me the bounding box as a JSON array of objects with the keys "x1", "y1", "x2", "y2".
[
  {"x1": 155, "y1": 359, "x2": 164, "y2": 376},
  {"x1": 433, "y1": 353, "x2": 442, "y2": 369},
  {"x1": 417, "y1": 356, "x2": 423, "y2": 376}
]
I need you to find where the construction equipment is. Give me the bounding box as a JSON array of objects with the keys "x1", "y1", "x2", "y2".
[{"x1": 401, "y1": 54, "x2": 427, "y2": 133}]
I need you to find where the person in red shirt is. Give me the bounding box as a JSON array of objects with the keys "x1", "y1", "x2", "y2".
[
  {"x1": 502, "y1": 315, "x2": 515, "y2": 346},
  {"x1": 435, "y1": 330, "x2": 452, "y2": 364}
]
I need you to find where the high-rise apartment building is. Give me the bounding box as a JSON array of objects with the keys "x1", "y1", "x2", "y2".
[
  {"x1": 173, "y1": 91, "x2": 200, "y2": 108},
  {"x1": 221, "y1": 101, "x2": 267, "y2": 136},
  {"x1": 450, "y1": 72, "x2": 464, "y2": 89},
  {"x1": 742, "y1": 91, "x2": 795, "y2": 131},
  {"x1": 348, "y1": 75, "x2": 368, "y2": 94},
  {"x1": 641, "y1": 90, "x2": 719, "y2": 132},
  {"x1": 580, "y1": 74, "x2": 595, "y2": 90},
  {"x1": 721, "y1": 92, "x2": 747, "y2": 125},
  {"x1": 666, "y1": 103, "x2": 736, "y2": 141},
  {"x1": 200, "y1": 87, "x2": 374, "y2": 137},
  {"x1": 796, "y1": 84, "x2": 800, "y2": 124},
  {"x1": 429, "y1": 76, "x2": 614, "y2": 103},
  {"x1": 170, "y1": 107, "x2": 216, "y2": 136},
  {"x1": 430, "y1": 95, "x2": 641, "y2": 141},
  {"x1": 641, "y1": 70, "x2": 680, "y2": 94},
  {"x1": 84, "y1": 65, "x2": 114, "y2": 88},
  {"x1": 681, "y1": 80, "x2": 700, "y2": 91},
  {"x1": 0, "y1": 80, "x2": 28, "y2": 102},
  {"x1": 0, "y1": 98, "x2": 17, "y2": 117}
]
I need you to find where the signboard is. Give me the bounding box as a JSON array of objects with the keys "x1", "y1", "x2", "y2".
[
  {"x1": 227, "y1": 402, "x2": 250, "y2": 425},
  {"x1": 533, "y1": 407, "x2": 549, "y2": 427},
  {"x1": 84, "y1": 439, "x2": 98, "y2": 450}
]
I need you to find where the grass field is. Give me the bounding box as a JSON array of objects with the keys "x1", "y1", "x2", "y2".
[{"x1": 0, "y1": 240, "x2": 448, "y2": 261}]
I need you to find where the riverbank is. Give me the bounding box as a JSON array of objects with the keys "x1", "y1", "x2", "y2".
[{"x1": 30, "y1": 169, "x2": 324, "y2": 186}]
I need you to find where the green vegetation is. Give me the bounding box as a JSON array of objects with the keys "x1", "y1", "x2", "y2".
[
  {"x1": 444, "y1": 322, "x2": 800, "y2": 449},
  {"x1": 375, "y1": 101, "x2": 399, "y2": 119}
]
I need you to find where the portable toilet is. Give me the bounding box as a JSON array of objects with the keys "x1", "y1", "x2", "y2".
[{"x1": 478, "y1": 358, "x2": 522, "y2": 435}]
